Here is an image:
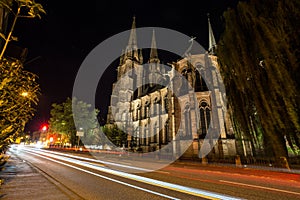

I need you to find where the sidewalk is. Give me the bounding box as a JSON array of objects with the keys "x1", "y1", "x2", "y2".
[{"x1": 0, "y1": 151, "x2": 81, "y2": 200}]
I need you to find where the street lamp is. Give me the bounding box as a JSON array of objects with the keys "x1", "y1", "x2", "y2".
[
  {"x1": 21, "y1": 91, "x2": 29, "y2": 97},
  {"x1": 76, "y1": 127, "x2": 84, "y2": 150}
]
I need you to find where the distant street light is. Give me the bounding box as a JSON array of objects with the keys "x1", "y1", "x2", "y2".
[{"x1": 21, "y1": 91, "x2": 29, "y2": 97}]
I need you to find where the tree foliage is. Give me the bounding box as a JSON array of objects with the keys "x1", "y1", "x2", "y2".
[
  {"x1": 0, "y1": 60, "x2": 39, "y2": 151},
  {"x1": 217, "y1": 0, "x2": 300, "y2": 161},
  {"x1": 102, "y1": 124, "x2": 127, "y2": 148},
  {"x1": 0, "y1": 0, "x2": 44, "y2": 153},
  {"x1": 0, "y1": 0, "x2": 46, "y2": 60},
  {"x1": 49, "y1": 97, "x2": 100, "y2": 146}
]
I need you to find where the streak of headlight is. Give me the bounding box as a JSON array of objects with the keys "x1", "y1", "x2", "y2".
[
  {"x1": 25, "y1": 150, "x2": 180, "y2": 200},
  {"x1": 36, "y1": 148, "x2": 153, "y2": 172},
  {"x1": 24, "y1": 148, "x2": 241, "y2": 200}
]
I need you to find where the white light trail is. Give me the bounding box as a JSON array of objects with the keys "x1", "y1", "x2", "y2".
[
  {"x1": 35, "y1": 148, "x2": 153, "y2": 172},
  {"x1": 23, "y1": 147, "x2": 241, "y2": 200},
  {"x1": 24, "y1": 150, "x2": 179, "y2": 200},
  {"x1": 219, "y1": 180, "x2": 300, "y2": 196}
]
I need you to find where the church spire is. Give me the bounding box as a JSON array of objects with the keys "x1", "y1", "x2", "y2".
[
  {"x1": 127, "y1": 16, "x2": 137, "y2": 48},
  {"x1": 124, "y1": 16, "x2": 140, "y2": 62},
  {"x1": 149, "y1": 29, "x2": 159, "y2": 63},
  {"x1": 208, "y1": 14, "x2": 217, "y2": 55}
]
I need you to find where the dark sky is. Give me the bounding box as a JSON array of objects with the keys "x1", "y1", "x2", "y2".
[{"x1": 13, "y1": 0, "x2": 240, "y2": 132}]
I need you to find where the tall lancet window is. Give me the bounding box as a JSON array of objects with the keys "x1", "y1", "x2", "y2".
[
  {"x1": 135, "y1": 109, "x2": 138, "y2": 121},
  {"x1": 153, "y1": 98, "x2": 159, "y2": 116},
  {"x1": 154, "y1": 122, "x2": 158, "y2": 143},
  {"x1": 146, "y1": 105, "x2": 150, "y2": 118},
  {"x1": 199, "y1": 101, "x2": 211, "y2": 138},
  {"x1": 144, "y1": 125, "x2": 149, "y2": 146},
  {"x1": 164, "y1": 95, "x2": 169, "y2": 114},
  {"x1": 181, "y1": 68, "x2": 189, "y2": 95},
  {"x1": 165, "y1": 119, "x2": 170, "y2": 143},
  {"x1": 142, "y1": 103, "x2": 149, "y2": 119},
  {"x1": 136, "y1": 103, "x2": 141, "y2": 121},
  {"x1": 195, "y1": 68, "x2": 208, "y2": 92},
  {"x1": 184, "y1": 104, "x2": 192, "y2": 138}
]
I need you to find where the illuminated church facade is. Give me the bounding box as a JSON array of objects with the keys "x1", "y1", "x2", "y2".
[{"x1": 106, "y1": 17, "x2": 237, "y2": 159}]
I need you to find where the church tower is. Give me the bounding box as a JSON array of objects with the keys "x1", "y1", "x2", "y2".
[
  {"x1": 117, "y1": 16, "x2": 143, "y2": 79},
  {"x1": 107, "y1": 17, "x2": 143, "y2": 125},
  {"x1": 147, "y1": 30, "x2": 164, "y2": 88}
]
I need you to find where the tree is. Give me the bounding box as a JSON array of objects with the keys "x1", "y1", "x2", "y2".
[
  {"x1": 102, "y1": 124, "x2": 127, "y2": 148},
  {"x1": 49, "y1": 98, "x2": 100, "y2": 146},
  {"x1": 0, "y1": 0, "x2": 45, "y2": 153},
  {"x1": 0, "y1": 60, "x2": 39, "y2": 151},
  {"x1": 217, "y1": 0, "x2": 300, "y2": 164},
  {"x1": 0, "y1": 0, "x2": 46, "y2": 60}
]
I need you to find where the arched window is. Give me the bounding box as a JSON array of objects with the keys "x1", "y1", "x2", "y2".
[
  {"x1": 195, "y1": 69, "x2": 208, "y2": 92},
  {"x1": 144, "y1": 125, "x2": 149, "y2": 146},
  {"x1": 153, "y1": 97, "x2": 159, "y2": 116},
  {"x1": 184, "y1": 104, "x2": 192, "y2": 138},
  {"x1": 199, "y1": 101, "x2": 211, "y2": 138},
  {"x1": 136, "y1": 103, "x2": 141, "y2": 120},
  {"x1": 164, "y1": 119, "x2": 169, "y2": 143},
  {"x1": 153, "y1": 122, "x2": 158, "y2": 143},
  {"x1": 141, "y1": 106, "x2": 145, "y2": 119},
  {"x1": 146, "y1": 106, "x2": 150, "y2": 118},
  {"x1": 141, "y1": 126, "x2": 146, "y2": 145},
  {"x1": 142, "y1": 102, "x2": 150, "y2": 119},
  {"x1": 133, "y1": 126, "x2": 139, "y2": 144},
  {"x1": 180, "y1": 68, "x2": 189, "y2": 95},
  {"x1": 164, "y1": 95, "x2": 169, "y2": 114}
]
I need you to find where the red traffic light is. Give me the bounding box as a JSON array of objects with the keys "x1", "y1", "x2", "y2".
[{"x1": 41, "y1": 124, "x2": 48, "y2": 131}]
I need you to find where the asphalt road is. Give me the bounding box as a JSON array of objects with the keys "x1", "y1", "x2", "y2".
[{"x1": 4, "y1": 145, "x2": 300, "y2": 200}]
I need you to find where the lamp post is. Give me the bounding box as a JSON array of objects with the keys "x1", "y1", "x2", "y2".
[{"x1": 76, "y1": 127, "x2": 84, "y2": 150}]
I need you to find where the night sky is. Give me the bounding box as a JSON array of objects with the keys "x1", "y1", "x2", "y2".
[{"x1": 12, "y1": 0, "x2": 240, "y2": 132}]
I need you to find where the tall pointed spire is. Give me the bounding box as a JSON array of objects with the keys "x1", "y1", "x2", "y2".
[
  {"x1": 149, "y1": 29, "x2": 159, "y2": 63},
  {"x1": 124, "y1": 16, "x2": 140, "y2": 62},
  {"x1": 127, "y1": 16, "x2": 137, "y2": 48},
  {"x1": 208, "y1": 14, "x2": 217, "y2": 55},
  {"x1": 124, "y1": 16, "x2": 141, "y2": 63},
  {"x1": 119, "y1": 49, "x2": 125, "y2": 65}
]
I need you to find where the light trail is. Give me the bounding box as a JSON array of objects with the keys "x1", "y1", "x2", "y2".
[
  {"x1": 24, "y1": 150, "x2": 179, "y2": 200},
  {"x1": 35, "y1": 148, "x2": 153, "y2": 172},
  {"x1": 22, "y1": 147, "x2": 241, "y2": 200},
  {"x1": 219, "y1": 180, "x2": 300, "y2": 196}
]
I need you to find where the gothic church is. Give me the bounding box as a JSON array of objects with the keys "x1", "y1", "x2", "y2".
[{"x1": 106, "y1": 17, "x2": 237, "y2": 159}]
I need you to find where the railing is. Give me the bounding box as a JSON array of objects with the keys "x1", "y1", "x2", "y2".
[{"x1": 202, "y1": 155, "x2": 300, "y2": 171}]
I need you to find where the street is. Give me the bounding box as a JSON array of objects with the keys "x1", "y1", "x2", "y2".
[{"x1": 2, "y1": 145, "x2": 300, "y2": 200}]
